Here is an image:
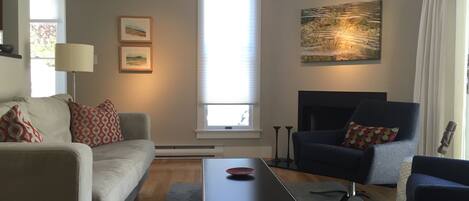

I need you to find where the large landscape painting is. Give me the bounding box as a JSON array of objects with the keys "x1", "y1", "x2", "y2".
[{"x1": 301, "y1": 0, "x2": 382, "y2": 62}]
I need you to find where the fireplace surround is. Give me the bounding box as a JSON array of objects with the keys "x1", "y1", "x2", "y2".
[{"x1": 298, "y1": 91, "x2": 387, "y2": 131}]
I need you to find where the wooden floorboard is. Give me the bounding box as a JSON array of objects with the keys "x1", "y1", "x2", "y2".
[{"x1": 138, "y1": 159, "x2": 396, "y2": 201}]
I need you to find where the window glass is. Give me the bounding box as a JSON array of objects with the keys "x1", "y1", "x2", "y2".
[
  {"x1": 206, "y1": 105, "x2": 251, "y2": 127},
  {"x1": 30, "y1": 23, "x2": 57, "y2": 58},
  {"x1": 30, "y1": 59, "x2": 56, "y2": 97}
]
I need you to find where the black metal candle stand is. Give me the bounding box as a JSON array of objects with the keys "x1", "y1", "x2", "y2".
[{"x1": 266, "y1": 126, "x2": 298, "y2": 171}]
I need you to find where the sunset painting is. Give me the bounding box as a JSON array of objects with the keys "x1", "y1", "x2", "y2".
[{"x1": 301, "y1": 0, "x2": 382, "y2": 62}]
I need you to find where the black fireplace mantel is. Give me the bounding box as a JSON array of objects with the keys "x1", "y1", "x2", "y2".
[{"x1": 298, "y1": 91, "x2": 387, "y2": 131}]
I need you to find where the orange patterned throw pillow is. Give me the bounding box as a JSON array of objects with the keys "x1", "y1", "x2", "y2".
[
  {"x1": 69, "y1": 99, "x2": 124, "y2": 148},
  {"x1": 0, "y1": 105, "x2": 44, "y2": 143},
  {"x1": 342, "y1": 122, "x2": 399, "y2": 150}
]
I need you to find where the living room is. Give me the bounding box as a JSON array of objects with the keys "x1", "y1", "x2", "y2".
[{"x1": 0, "y1": 0, "x2": 467, "y2": 201}]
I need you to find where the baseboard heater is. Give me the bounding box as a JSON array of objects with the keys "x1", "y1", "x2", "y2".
[{"x1": 154, "y1": 145, "x2": 223, "y2": 159}]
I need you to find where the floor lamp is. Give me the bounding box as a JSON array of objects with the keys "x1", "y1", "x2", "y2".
[{"x1": 55, "y1": 43, "x2": 94, "y2": 101}]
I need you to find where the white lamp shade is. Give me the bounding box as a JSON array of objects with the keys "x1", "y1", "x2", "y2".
[{"x1": 55, "y1": 43, "x2": 94, "y2": 72}]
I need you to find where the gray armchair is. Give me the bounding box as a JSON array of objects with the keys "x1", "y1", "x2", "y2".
[{"x1": 293, "y1": 100, "x2": 420, "y2": 200}]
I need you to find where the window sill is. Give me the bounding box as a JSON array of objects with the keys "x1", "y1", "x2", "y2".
[
  {"x1": 195, "y1": 129, "x2": 262, "y2": 139},
  {"x1": 0, "y1": 52, "x2": 22, "y2": 59}
]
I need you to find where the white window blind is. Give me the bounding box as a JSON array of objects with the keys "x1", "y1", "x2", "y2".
[
  {"x1": 30, "y1": 0, "x2": 61, "y2": 20},
  {"x1": 198, "y1": 0, "x2": 260, "y2": 105}
]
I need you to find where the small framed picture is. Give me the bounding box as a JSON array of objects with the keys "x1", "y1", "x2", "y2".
[
  {"x1": 119, "y1": 16, "x2": 152, "y2": 43},
  {"x1": 119, "y1": 45, "x2": 153, "y2": 73}
]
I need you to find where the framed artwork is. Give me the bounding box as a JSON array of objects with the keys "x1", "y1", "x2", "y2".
[
  {"x1": 119, "y1": 45, "x2": 153, "y2": 73},
  {"x1": 119, "y1": 16, "x2": 152, "y2": 43},
  {"x1": 301, "y1": 0, "x2": 382, "y2": 62}
]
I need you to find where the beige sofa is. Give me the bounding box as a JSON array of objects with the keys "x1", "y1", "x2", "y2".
[{"x1": 0, "y1": 95, "x2": 155, "y2": 201}]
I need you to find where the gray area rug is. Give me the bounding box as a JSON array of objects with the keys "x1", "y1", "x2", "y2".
[{"x1": 166, "y1": 182, "x2": 365, "y2": 201}]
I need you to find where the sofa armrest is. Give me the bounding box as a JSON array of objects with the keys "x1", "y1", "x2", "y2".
[
  {"x1": 0, "y1": 143, "x2": 92, "y2": 201},
  {"x1": 361, "y1": 140, "x2": 417, "y2": 184},
  {"x1": 412, "y1": 156, "x2": 469, "y2": 186},
  {"x1": 415, "y1": 186, "x2": 469, "y2": 201},
  {"x1": 119, "y1": 113, "x2": 151, "y2": 140}
]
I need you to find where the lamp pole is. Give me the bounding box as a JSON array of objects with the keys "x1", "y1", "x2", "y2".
[{"x1": 72, "y1": 71, "x2": 77, "y2": 101}]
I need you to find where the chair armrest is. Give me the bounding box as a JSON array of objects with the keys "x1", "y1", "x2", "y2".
[
  {"x1": 119, "y1": 113, "x2": 151, "y2": 140},
  {"x1": 412, "y1": 156, "x2": 469, "y2": 186},
  {"x1": 0, "y1": 143, "x2": 92, "y2": 201},
  {"x1": 292, "y1": 129, "x2": 346, "y2": 165},
  {"x1": 361, "y1": 140, "x2": 417, "y2": 184},
  {"x1": 415, "y1": 186, "x2": 469, "y2": 201}
]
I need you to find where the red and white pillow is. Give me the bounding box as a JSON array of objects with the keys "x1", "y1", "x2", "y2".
[
  {"x1": 0, "y1": 105, "x2": 44, "y2": 143},
  {"x1": 68, "y1": 99, "x2": 124, "y2": 147},
  {"x1": 342, "y1": 122, "x2": 399, "y2": 150}
]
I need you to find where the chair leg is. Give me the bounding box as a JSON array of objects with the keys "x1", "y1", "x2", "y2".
[
  {"x1": 310, "y1": 182, "x2": 371, "y2": 201},
  {"x1": 310, "y1": 190, "x2": 348, "y2": 195}
]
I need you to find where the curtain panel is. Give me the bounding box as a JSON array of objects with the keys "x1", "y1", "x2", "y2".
[{"x1": 413, "y1": 0, "x2": 467, "y2": 158}]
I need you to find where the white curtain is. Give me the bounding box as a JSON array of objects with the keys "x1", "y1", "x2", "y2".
[{"x1": 414, "y1": 0, "x2": 467, "y2": 158}]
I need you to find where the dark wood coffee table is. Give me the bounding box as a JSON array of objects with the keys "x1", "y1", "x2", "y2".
[{"x1": 202, "y1": 158, "x2": 296, "y2": 201}]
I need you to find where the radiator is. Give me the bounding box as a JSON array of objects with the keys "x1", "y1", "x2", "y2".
[{"x1": 154, "y1": 145, "x2": 224, "y2": 158}]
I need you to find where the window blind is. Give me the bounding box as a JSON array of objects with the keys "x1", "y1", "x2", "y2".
[
  {"x1": 30, "y1": 0, "x2": 61, "y2": 20},
  {"x1": 198, "y1": 0, "x2": 260, "y2": 105}
]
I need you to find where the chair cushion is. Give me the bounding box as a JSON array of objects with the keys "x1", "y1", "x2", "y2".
[
  {"x1": 406, "y1": 173, "x2": 467, "y2": 201},
  {"x1": 0, "y1": 105, "x2": 44, "y2": 142},
  {"x1": 301, "y1": 143, "x2": 364, "y2": 169},
  {"x1": 342, "y1": 121, "x2": 399, "y2": 150},
  {"x1": 69, "y1": 99, "x2": 124, "y2": 148},
  {"x1": 19, "y1": 94, "x2": 73, "y2": 143},
  {"x1": 92, "y1": 140, "x2": 154, "y2": 201}
]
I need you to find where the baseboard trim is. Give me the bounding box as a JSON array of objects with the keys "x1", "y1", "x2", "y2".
[
  {"x1": 153, "y1": 145, "x2": 272, "y2": 158},
  {"x1": 223, "y1": 146, "x2": 272, "y2": 158}
]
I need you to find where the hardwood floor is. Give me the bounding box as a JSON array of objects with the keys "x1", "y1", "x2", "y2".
[{"x1": 138, "y1": 159, "x2": 396, "y2": 201}]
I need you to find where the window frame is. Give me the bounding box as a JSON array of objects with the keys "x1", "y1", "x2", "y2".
[
  {"x1": 196, "y1": 0, "x2": 262, "y2": 139},
  {"x1": 30, "y1": 0, "x2": 67, "y2": 97}
]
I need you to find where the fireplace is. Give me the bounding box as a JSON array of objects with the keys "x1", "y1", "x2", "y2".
[{"x1": 298, "y1": 91, "x2": 387, "y2": 131}]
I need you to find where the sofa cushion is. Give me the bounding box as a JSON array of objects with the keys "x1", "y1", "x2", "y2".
[
  {"x1": 406, "y1": 173, "x2": 466, "y2": 201},
  {"x1": 19, "y1": 94, "x2": 73, "y2": 143},
  {"x1": 0, "y1": 105, "x2": 44, "y2": 142},
  {"x1": 92, "y1": 139, "x2": 154, "y2": 201},
  {"x1": 0, "y1": 101, "x2": 24, "y2": 116},
  {"x1": 69, "y1": 99, "x2": 124, "y2": 148},
  {"x1": 301, "y1": 143, "x2": 364, "y2": 169}
]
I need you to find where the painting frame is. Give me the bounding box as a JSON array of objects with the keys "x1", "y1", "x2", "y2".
[
  {"x1": 119, "y1": 45, "x2": 153, "y2": 73},
  {"x1": 119, "y1": 16, "x2": 153, "y2": 43},
  {"x1": 301, "y1": 0, "x2": 383, "y2": 63}
]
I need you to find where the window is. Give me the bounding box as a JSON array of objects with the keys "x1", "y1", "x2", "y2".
[
  {"x1": 197, "y1": 0, "x2": 261, "y2": 138},
  {"x1": 30, "y1": 0, "x2": 66, "y2": 97}
]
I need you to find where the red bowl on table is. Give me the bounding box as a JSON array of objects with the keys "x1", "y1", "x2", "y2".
[{"x1": 226, "y1": 167, "x2": 255, "y2": 176}]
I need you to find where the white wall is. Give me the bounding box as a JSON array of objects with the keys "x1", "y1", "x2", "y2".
[
  {"x1": 66, "y1": 0, "x2": 422, "y2": 157},
  {"x1": 0, "y1": 0, "x2": 30, "y2": 102}
]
